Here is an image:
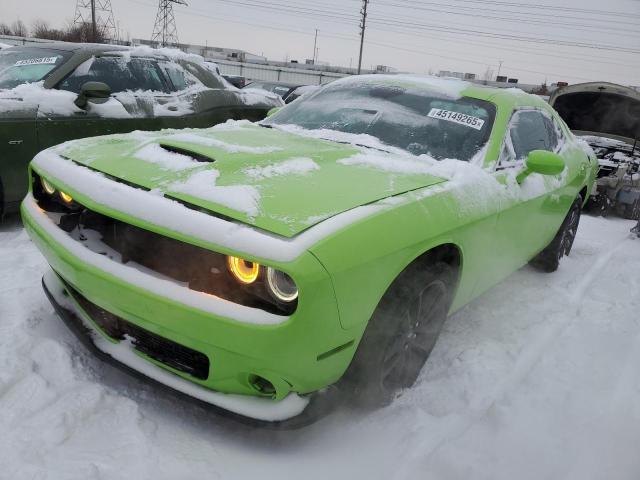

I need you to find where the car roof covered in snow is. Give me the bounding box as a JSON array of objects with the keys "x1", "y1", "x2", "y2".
[{"x1": 326, "y1": 74, "x2": 546, "y2": 109}]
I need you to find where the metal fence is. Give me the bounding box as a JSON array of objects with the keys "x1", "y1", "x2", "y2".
[{"x1": 213, "y1": 59, "x2": 347, "y2": 86}]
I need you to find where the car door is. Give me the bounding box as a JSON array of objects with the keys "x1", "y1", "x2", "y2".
[
  {"x1": 490, "y1": 109, "x2": 570, "y2": 281},
  {"x1": 36, "y1": 55, "x2": 168, "y2": 151}
]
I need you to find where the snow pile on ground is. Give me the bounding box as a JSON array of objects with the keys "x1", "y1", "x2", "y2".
[{"x1": 1, "y1": 213, "x2": 638, "y2": 479}]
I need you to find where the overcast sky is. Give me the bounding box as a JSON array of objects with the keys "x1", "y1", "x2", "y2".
[{"x1": 2, "y1": 0, "x2": 639, "y2": 85}]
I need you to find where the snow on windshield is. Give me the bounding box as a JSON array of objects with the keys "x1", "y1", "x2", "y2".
[
  {"x1": 0, "y1": 47, "x2": 69, "y2": 89},
  {"x1": 266, "y1": 79, "x2": 495, "y2": 161}
]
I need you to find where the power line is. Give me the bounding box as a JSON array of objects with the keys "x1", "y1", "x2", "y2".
[
  {"x1": 373, "y1": 0, "x2": 640, "y2": 35},
  {"x1": 398, "y1": 0, "x2": 640, "y2": 20},
  {"x1": 366, "y1": 17, "x2": 640, "y2": 54}
]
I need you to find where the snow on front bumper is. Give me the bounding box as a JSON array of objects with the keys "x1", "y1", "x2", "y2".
[
  {"x1": 21, "y1": 194, "x2": 286, "y2": 326},
  {"x1": 42, "y1": 269, "x2": 310, "y2": 422}
]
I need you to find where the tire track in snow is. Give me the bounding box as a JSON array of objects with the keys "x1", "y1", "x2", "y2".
[{"x1": 393, "y1": 233, "x2": 635, "y2": 479}]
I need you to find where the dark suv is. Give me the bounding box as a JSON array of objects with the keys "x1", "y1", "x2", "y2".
[{"x1": 0, "y1": 43, "x2": 282, "y2": 215}]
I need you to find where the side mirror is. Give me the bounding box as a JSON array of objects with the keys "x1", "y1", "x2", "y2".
[
  {"x1": 74, "y1": 81, "x2": 111, "y2": 108},
  {"x1": 266, "y1": 107, "x2": 282, "y2": 118},
  {"x1": 516, "y1": 150, "x2": 565, "y2": 183}
]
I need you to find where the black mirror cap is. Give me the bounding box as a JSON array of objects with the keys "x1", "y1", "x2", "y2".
[{"x1": 75, "y1": 81, "x2": 111, "y2": 108}]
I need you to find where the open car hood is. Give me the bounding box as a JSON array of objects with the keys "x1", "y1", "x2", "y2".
[
  {"x1": 550, "y1": 82, "x2": 640, "y2": 146},
  {"x1": 57, "y1": 123, "x2": 448, "y2": 237}
]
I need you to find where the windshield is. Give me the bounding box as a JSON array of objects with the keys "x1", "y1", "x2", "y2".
[
  {"x1": 0, "y1": 48, "x2": 70, "y2": 89},
  {"x1": 265, "y1": 81, "x2": 496, "y2": 161}
]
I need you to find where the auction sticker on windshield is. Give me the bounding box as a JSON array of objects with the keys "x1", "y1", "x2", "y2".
[
  {"x1": 428, "y1": 108, "x2": 485, "y2": 130},
  {"x1": 14, "y1": 57, "x2": 59, "y2": 67}
]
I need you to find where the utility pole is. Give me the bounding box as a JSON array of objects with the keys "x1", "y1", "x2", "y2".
[
  {"x1": 312, "y1": 28, "x2": 318, "y2": 64},
  {"x1": 497, "y1": 60, "x2": 503, "y2": 80},
  {"x1": 357, "y1": 0, "x2": 369, "y2": 75}
]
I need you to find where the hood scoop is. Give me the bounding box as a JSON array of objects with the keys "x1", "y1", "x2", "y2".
[{"x1": 158, "y1": 143, "x2": 216, "y2": 163}]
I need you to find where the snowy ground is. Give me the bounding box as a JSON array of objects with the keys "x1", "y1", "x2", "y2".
[{"x1": 1, "y1": 213, "x2": 639, "y2": 480}]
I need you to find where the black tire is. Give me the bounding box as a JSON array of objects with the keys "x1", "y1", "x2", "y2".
[
  {"x1": 342, "y1": 260, "x2": 455, "y2": 408},
  {"x1": 530, "y1": 195, "x2": 582, "y2": 273},
  {"x1": 584, "y1": 193, "x2": 609, "y2": 217}
]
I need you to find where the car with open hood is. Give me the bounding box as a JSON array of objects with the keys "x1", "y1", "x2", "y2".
[
  {"x1": 22, "y1": 75, "x2": 596, "y2": 422},
  {"x1": 0, "y1": 43, "x2": 283, "y2": 216},
  {"x1": 550, "y1": 82, "x2": 640, "y2": 218}
]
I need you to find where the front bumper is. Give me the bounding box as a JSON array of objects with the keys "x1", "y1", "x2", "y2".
[
  {"x1": 22, "y1": 193, "x2": 357, "y2": 410},
  {"x1": 42, "y1": 270, "x2": 309, "y2": 422}
]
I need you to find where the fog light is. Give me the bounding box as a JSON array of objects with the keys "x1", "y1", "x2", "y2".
[
  {"x1": 227, "y1": 256, "x2": 260, "y2": 284},
  {"x1": 249, "y1": 374, "x2": 276, "y2": 395},
  {"x1": 59, "y1": 191, "x2": 73, "y2": 204},
  {"x1": 41, "y1": 178, "x2": 56, "y2": 195},
  {"x1": 266, "y1": 267, "x2": 298, "y2": 302}
]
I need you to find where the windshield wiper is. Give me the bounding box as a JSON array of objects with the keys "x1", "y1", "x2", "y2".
[{"x1": 328, "y1": 139, "x2": 391, "y2": 154}]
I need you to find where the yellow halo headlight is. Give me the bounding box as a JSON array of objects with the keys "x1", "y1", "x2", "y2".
[
  {"x1": 41, "y1": 178, "x2": 56, "y2": 195},
  {"x1": 59, "y1": 191, "x2": 73, "y2": 204},
  {"x1": 227, "y1": 256, "x2": 260, "y2": 284}
]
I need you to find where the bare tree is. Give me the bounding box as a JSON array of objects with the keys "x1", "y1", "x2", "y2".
[
  {"x1": 0, "y1": 23, "x2": 13, "y2": 35},
  {"x1": 10, "y1": 20, "x2": 28, "y2": 37}
]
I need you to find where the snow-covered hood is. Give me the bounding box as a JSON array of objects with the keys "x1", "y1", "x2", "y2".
[
  {"x1": 50, "y1": 121, "x2": 448, "y2": 237},
  {"x1": 550, "y1": 82, "x2": 640, "y2": 146}
]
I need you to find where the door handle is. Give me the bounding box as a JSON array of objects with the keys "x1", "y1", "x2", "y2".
[{"x1": 8, "y1": 140, "x2": 23, "y2": 145}]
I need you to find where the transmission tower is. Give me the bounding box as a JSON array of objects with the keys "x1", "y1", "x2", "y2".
[
  {"x1": 74, "y1": 0, "x2": 117, "y2": 42},
  {"x1": 152, "y1": 0, "x2": 188, "y2": 47}
]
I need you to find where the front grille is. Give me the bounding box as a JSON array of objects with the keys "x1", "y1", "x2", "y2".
[
  {"x1": 65, "y1": 281, "x2": 210, "y2": 381},
  {"x1": 31, "y1": 170, "x2": 296, "y2": 316}
]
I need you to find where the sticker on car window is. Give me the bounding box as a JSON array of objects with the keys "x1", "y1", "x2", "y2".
[
  {"x1": 14, "y1": 57, "x2": 59, "y2": 67},
  {"x1": 427, "y1": 108, "x2": 485, "y2": 130}
]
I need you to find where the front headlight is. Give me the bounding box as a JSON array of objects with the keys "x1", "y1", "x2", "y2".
[
  {"x1": 226, "y1": 255, "x2": 299, "y2": 309},
  {"x1": 227, "y1": 256, "x2": 260, "y2": 284},
  {"x1": 59, "y1": 191, "x2": 74, "y2": 204},
  {"x1": 266, "y1": 267, "x2": 298, "y2": 302},
  {"x1": 41, "y1": 177, "x2": 56, "y2": 195}
]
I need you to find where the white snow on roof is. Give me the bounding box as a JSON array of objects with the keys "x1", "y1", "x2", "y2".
[
  {"x1": 108, "y1": 45, "x2": 205, "y2": 64},
  {"x1": 243, "y1": 157, "x2": 319, "y2": 179},
  {"x1": 330, "y1": 74, "x2": 469, "y2": 99}
]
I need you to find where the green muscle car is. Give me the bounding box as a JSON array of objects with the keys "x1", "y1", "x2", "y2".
[
  {"x1": 0, "y1": 43, "x2": 282, "y2": 216},
  {"x1": 22, "y1": 76, "x2": 596, "y2": 422}
]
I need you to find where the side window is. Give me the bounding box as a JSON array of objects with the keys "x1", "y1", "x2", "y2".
[
  {"x1": 181, "y1": 61, "x2": 224, "y2": 89},
  {"x1": 509, "y1": 110, "x2": 554, "y2": 160},
  {"x1": 543, "y1": 116, "x2": 559, "y2": 151},
  {"x1": 159, "y1": 61, "x2": 199, "y2": 92},
  {"x1": 59, "y1": 56, "x2": 167, "y2": 94}
]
